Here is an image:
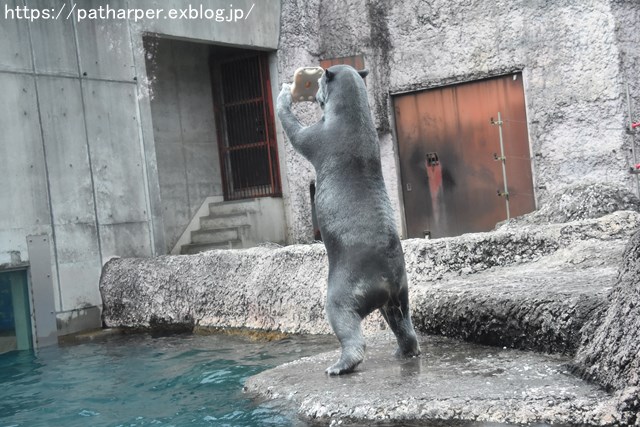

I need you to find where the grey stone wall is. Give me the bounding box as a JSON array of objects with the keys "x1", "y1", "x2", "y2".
[{"x1": 276, "y1": 0, "x2": 640, "y2": 242}]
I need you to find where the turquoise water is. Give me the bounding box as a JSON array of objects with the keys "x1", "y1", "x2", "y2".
[{"x1": 0, "y1": 332, "x2": 335, "y2": 427}]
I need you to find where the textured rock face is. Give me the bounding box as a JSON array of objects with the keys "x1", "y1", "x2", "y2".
[
  {"x1": 101, "y1": 244, "x2": 338, "y2": 335},
  {"x1": 498, "y1": 183, "x2": 640, "y2": 228},
  {"x1": 410, "y1": 210, "x2": 639, "y2": 354},
  {"x1": 573, "y1": 229, "x2": 640, "y2": 423}
]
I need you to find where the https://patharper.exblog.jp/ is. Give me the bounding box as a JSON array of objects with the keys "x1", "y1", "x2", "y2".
[{"x1": 3, "y1": 3, "x2": 255, "y2": 23}]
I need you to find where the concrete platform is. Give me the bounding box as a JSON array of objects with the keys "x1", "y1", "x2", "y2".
[{"x1": 245, "y1": 334, "x2": 618, "y2": 426}]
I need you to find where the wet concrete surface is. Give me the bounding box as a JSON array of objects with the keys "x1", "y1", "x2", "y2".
[{"x1": 245, "y1": 334, "x2": 617, "y2": 426}]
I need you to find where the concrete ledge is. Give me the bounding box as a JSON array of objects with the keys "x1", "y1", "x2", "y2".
[{"x1": 244, "y1": 334, "x2": 620, "y2": 426}]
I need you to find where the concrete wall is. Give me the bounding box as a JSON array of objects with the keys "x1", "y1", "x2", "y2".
[
  {"x1": 0, "y1": 0, "x2": 280, "y2": 334},
  {"x1": 144, "y1": 38, "x2": 223, "y2": 253},
  {"x1": 241, "y1": 197, "x2": 288, "y2": 247},
  {"x1": 277, "y1": 0, "x2": 640, "y2": 242}
]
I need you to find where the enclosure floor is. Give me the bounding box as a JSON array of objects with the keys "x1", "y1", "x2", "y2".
[{"x1": 245, "y1": 334, "x2": 617, "y2": 426}]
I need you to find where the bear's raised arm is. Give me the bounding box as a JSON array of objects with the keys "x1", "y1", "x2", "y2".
[{"x1": 276, "y1": 83, "x2": 321, "y2": 163}]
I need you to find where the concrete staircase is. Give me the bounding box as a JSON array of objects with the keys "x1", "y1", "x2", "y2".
[{"x1": 180, "y1": 199, "x2": 257, "y2": 254}]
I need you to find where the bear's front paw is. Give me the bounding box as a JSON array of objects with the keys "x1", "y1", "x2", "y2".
[{"x1": 277, "y1": 84, "x2": 293, "y2": 111}]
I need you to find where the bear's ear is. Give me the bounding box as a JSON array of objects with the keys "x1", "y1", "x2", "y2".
[
  {"x1": 324, "y1": 69, "x2": 334, "y2": 81},
  {"x1": 358, "y1": 69, "x2": 369, "y2": 79}
]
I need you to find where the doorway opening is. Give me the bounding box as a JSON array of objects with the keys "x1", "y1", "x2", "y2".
[
  {"x1": 144, "y1": 37, "x2": 284, "y2": 253},
  {"x1": 0, "y1": 270, "x2": 32, "y2": 354}
]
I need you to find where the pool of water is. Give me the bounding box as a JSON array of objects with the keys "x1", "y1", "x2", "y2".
[{"x1": 0, "y1": 332, "x2": 336, "y2": 427}]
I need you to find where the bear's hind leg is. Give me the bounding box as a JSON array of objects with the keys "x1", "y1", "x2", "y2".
[
  {"x1": 380, "y1": 285, "x2": 421, "y2": 358},
  {"x1": 325, "y1": 299, "x2": 366, "y2": 375}
]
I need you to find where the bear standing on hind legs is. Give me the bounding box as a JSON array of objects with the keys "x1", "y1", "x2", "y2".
[{"x1": 276, "y1": 64, "x2": 421, "y2": 375}]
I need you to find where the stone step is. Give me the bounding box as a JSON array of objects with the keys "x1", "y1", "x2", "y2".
[
  {"x1": 200, "y1": 213, "x2": 251, "y2": 230},
  {"x1": 180, "y1": 240, "x2": 242, "y2": 254},
  {"x1": 190, "y1": 227, "x2": 239, "y2": 245},
  {"x1": 209, "y1": 199, "x2": 258, "y2": 216}
]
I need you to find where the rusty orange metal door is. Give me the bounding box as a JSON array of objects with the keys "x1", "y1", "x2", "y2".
[{"x1": 393, "y1": 73, "x2": 535, "y2": 238}]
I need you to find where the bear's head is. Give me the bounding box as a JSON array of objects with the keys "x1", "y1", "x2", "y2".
[{"x1": 316, "y1": 65, "x2": 369, "y2": 110}]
